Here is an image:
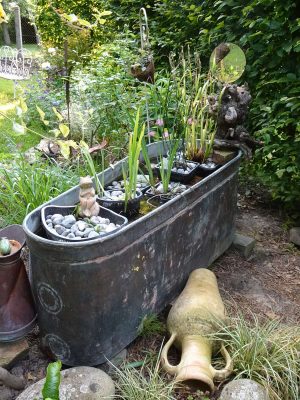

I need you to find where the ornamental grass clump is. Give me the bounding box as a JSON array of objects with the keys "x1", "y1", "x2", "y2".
[
  {"x1": 211, "y1": 314, "x2": 300, "y2": 400},
  {"x1": 113, "y1": 351, "x2": 176, "y2": 400}
]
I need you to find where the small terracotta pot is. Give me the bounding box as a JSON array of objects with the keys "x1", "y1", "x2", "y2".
[{"x1": 0, "y1": 225, "x2": 36, "y2": 342}]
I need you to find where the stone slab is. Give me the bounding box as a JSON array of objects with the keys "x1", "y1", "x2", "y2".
[
  {"x1": 212, "y1": 149, "x2": 236, "y2": 165},
  {"x1": 233, "y1": 233, "x2": 256, "y2": 258},
  {"x1": 289, "y1": 227, "x2": 300, "y2": 246},
  {"x1": 16, "y1": 366, "x2": 115, "y2": 400},
  {"x1": 0, "y1": 339, "x2": 29, "y2": 368}
]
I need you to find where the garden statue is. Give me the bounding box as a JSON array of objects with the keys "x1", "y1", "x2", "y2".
[
  {"x1": 161, "y1": 268, "x2": 232, "y2": 391},
  {"x1": 0, "y1": 225, "x2": 36, "y2": 342},
  {"x1": 78, "y1": 176, "x2": 100, "y2": 218},
  {"x1": 209, "y1": 43, "x2": 262, "y2": 157},
  {"x1": 130, "y1": 8, "x2": 155, "y2": 84}
]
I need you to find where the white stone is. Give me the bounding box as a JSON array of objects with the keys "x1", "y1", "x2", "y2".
[
  {"x1": 77, "y1": 221, "x2": 87, "y2": 231},
  {"x1": 16, "y1": 366, "x2": 115, "y2": 400},
  {"x1": 88, "y1": 231, "x2": 99, "y2": 239},
  {"x1": 219, "y1": 379, "x2": 269, "y2": 400},
  {"x1": 105, "y1": 223, "x2": 116, "y2": 233}
]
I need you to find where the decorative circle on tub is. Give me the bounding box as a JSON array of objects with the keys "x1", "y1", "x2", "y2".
[
  {"x1": 44, "y1": 333, "x2": 71, "y2": 361},
  {"x1": 37, "y1": 282, "x2": 63, "y2": 315}
]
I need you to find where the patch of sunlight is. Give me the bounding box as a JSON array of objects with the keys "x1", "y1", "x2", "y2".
[{"x1": 0, "y1": 101, "x2": 16, "y2": 114}]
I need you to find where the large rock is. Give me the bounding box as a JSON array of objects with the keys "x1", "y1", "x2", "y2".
[
  {"x1": 0, "y1": 339, "x2": 29, "y2": 368},
  {"x1": 219, "y1": 379, "x2": 269, "y2": 400},
  {"x1": 16, "y1": 366, "x2": 115, "y2": 400},
  {"x1": 289, "y1": 227, "x2": 300, "y2": 246}
]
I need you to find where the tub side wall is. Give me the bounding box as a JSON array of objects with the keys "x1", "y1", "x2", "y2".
[{"x1": 28, "y1": 162, "x2": 239, "y2": 365}]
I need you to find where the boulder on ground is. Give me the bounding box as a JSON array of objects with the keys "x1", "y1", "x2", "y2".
[
  {"x1": 219, "y1": 378, "x2": 269, "y2": 400},
  {"x1": 16, "y1": 366, "x2": 115, "y2": 400}
]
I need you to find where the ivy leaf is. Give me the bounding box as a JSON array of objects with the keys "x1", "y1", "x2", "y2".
[
  {"x1": 41, "y1": 361, "x2": 61, "y2": 400},
  {"x1": 78, "y1": 18, "x2": 92, "y2": 28},
  {"x1": 57, "y1": 140, "x2": 71, "y2": 159},
  {"x1": 36, "y1": 106, "x2": 49, "y2": 126},
  {"x1": 59, "y1": 124, "x2": 70, "y2": 138},
  {"x1": 49, "y1": 129, "x2": 61, "y2": 138},
  {"x1": 52, "y1": 107, "x2": 63, "y2": 122},
  {"x1": 13, "y1": 121, "x2": 25, "y2": 135},
  {"x1": 276, "y1": 169, "x2": 285, "y2": 178},
  {"x1": 36, "y1": 105, "x2": 46, "y2": 121},
  {"x1": 20, "y1": 98, "x2": 28, "y2": 113},
  {"x1": 15, "y1": 106, "x2": 23, "y2": 117}
]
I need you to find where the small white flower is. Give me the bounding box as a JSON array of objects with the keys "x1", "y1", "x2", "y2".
[
  {"x1": 41, "y1": 62, "x2": 51, "y2": 70},
  {"x1": 69, "y1": 14, "x2": 78, "y2": 23},
  {"x1": 48, "y1": 47, "x2": 56, "y2": 55}
]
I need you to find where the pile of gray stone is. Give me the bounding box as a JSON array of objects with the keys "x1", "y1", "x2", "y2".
[{"x1": 45, "y1": 214, "x2": 119, "y2": 240}]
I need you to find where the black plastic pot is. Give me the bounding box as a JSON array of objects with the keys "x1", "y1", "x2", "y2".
[
  {"x1": 41, "y1": 205, "x2": 128, "y2": 242},
  {"x1": 197, "y1": 160, "x2": 220, "y2": 177},
  {"x1": 154, "y1": 161, "x2": 199, "y2": 184},
  {"x1": 98, "y1": 189, "x2": 143, "y2": 217},
  {"x1": 145, "y1": 182, "x2": 187, "y2": 204},
  {"x1": 106, "y1": 180, "x2": 150, "y2": 194}
]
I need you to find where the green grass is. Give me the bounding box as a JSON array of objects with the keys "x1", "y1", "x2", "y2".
[
  {"x1": 211, "y1": 314, "x2": 300, "y2": 400},
  {"x1": 0, "y1": 158, "x2": 84, "y2": 227},
  {"x1": 113, "y1": 351, "x2": 176, "y2": 400}
]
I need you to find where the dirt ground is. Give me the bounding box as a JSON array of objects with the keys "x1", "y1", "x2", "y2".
[{"x1": 1, "y1": 191, "x2": 299, "y2": 400}]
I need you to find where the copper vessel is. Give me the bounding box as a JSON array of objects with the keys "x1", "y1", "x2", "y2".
[{"x1": 0, "y1": 225, "x2": 36, "y2": 342}]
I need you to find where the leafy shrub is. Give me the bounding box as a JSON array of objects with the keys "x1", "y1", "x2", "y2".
[{"x1": 101, "y1": 0, "x2": 300, "y2": 216}]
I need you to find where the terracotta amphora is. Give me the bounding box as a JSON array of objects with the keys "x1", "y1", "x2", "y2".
[
  {"x1": 161, "y1": 268, "x2": 232, "y2": 391},
  {"x1": 0, "y1": 225, "x2": 36, "y2": 342}
]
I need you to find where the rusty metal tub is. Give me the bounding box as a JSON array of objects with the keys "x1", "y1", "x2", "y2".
[{"x1": 23, "y1": 143, "x2": 241, "y2": 366}]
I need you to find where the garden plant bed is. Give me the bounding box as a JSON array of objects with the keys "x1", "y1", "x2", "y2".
[{"x1": 23, "y1": 142, "x2": 241, "y2": 366}]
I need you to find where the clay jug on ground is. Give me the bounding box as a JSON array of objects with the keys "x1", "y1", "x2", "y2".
[
  {"x1": 0, "y1": 225, "x2": 36, "y2": 342},
  {"x1": 161, "y1": 268, "x2": 232, "y2": 391}
]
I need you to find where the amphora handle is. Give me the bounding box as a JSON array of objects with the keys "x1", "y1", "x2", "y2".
[
  {"x1": 160, "y1": 333, "x2": 178, "y2": 374},
  {"x1": 210, "y1": 344, "x2": 233, "y2": 380}
]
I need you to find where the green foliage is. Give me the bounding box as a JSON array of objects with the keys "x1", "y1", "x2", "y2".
[
  {"x1": 159, "y1": 139, "x2": 179, "y2": 193},
  {"x1": 0, "y1": 157, "x2": 82, "y2": 227},
  {"x1": 114, "y1": 352, "x2": 176, "y2": 400},
  {"x1": 103, "y1": 0, "x2": 300, "y2": 215},
  {"x1": 122, "y1": 109, "x2": 145, "y2": 207},
  {"x1": 137, "y1": 314, "x2": 166, "y2": 337},
  {"x1": 42, "y1": 361, "x2": 62, "y2": 400},
  {"x1": 35, "y1": 0, "x2": 114, "y2": 48},
  {"x1": 212, "y1": 314, "x2": 300, "y2": 400}
]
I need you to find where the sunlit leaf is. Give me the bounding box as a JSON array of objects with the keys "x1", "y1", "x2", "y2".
[
  {"x1": 15, "y1": 106, "x2": 23, "y2": 117},
  {"x1": 57, "y1": 140, "x2": 70, "y2": 159},
  {"x1": 36, "y1": 105, "x2": 46, "y2": 121},
  {"x1": 59, "y1": 124, "x2": 70, "y2": 138},
  {"x1": 52, "y1": 107, "x2": 63, "y2": 122},
  {"x1": 13, "y1": 121, "x2": 25, "y2": 135},
  {"x1": 20, "y1": 98, "x2": 28, "y2": 113}
]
